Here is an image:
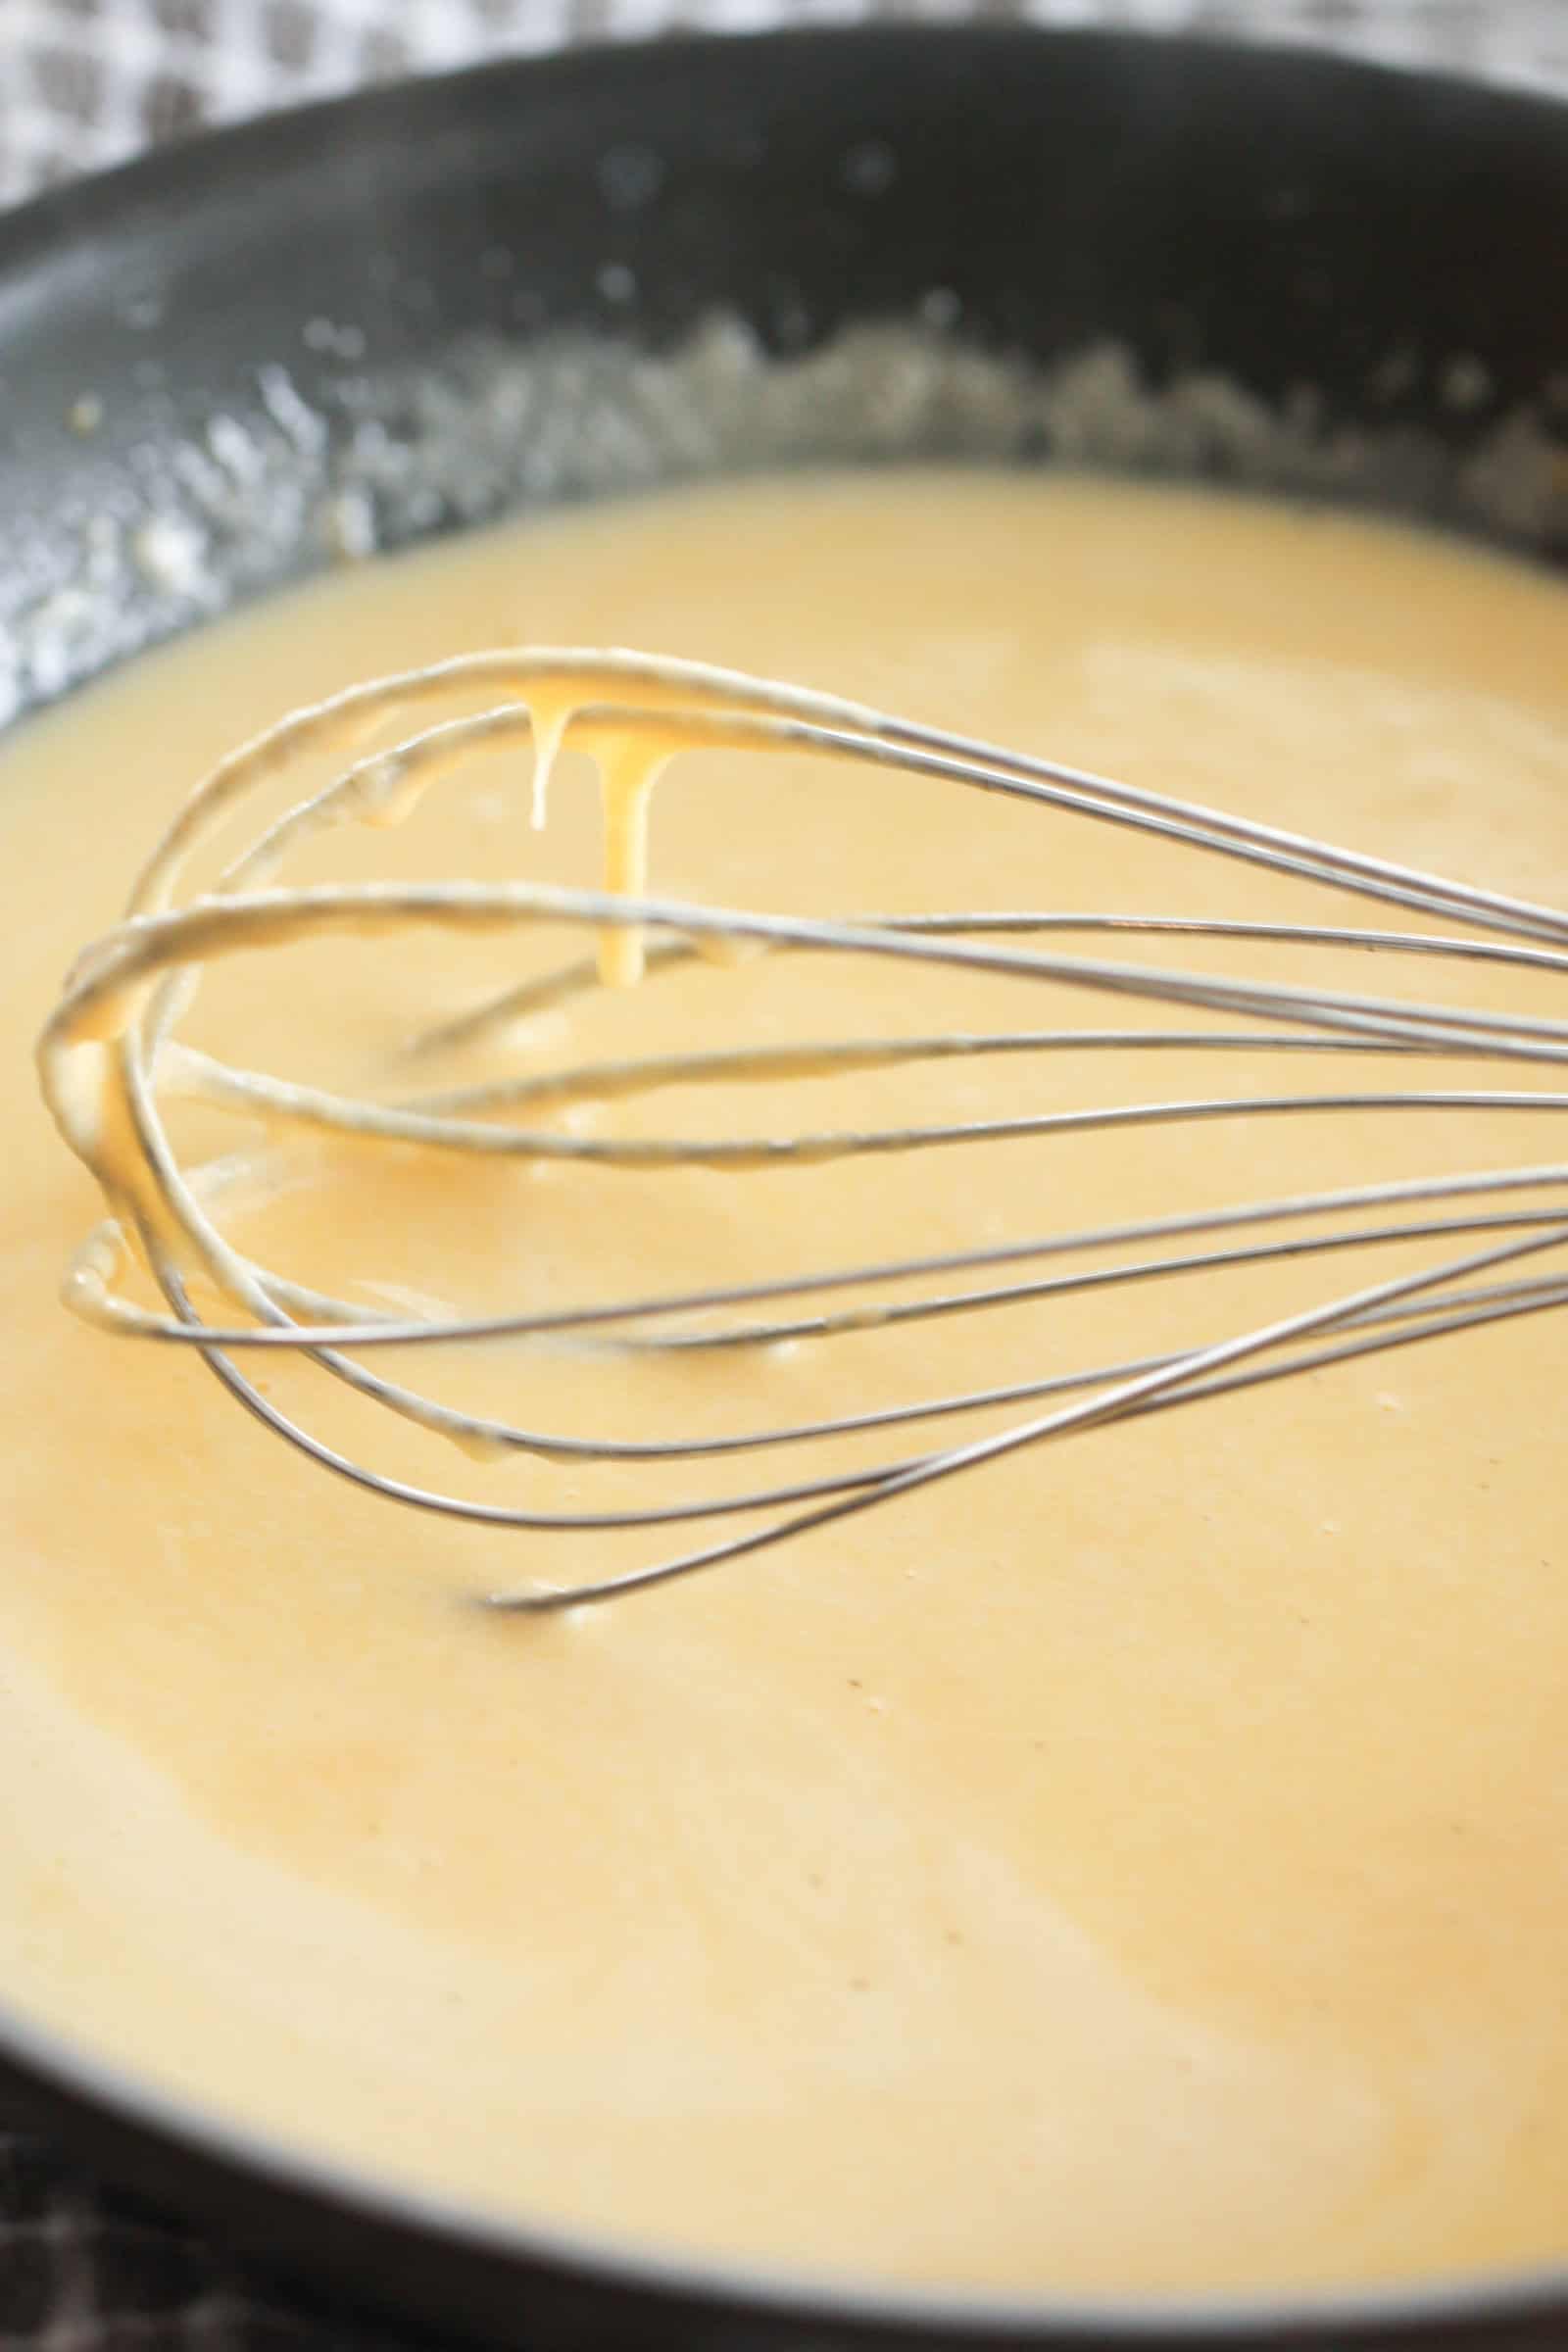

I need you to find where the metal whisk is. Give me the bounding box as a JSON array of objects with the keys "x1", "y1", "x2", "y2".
[{"x1": 37, "y1": 648, "x2": 1568, "y2": 1610}]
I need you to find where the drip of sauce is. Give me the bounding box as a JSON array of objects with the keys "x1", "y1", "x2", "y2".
[
  {"x1": 595, "y1": 737, "x2": 665, "y2": 986},
  {"x1": 4, "y1": 470, "x2": 1568, "y2": 2298}
]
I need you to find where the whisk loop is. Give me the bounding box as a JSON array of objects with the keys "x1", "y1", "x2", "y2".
[{"x1": 36, "y1": 650, "x2": 1568, "y2": 1611}]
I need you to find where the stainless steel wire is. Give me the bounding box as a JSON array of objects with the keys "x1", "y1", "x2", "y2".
[{"x1": 36, "y1": 649, "x2": 1568, "y2": 1610}]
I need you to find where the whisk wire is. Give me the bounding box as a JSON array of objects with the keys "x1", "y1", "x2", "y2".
[{"x1": 37, "y1": 650, "x2": 1568, "y2": 1610}]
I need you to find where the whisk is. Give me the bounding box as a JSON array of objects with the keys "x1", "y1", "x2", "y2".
[{"x1": 37, "y1": 648, "x2": 1568, "y2": 1611}]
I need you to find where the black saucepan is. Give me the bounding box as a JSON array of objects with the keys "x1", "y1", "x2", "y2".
[{"x1": 1, "y1": 26, "x2": 1566, "y2": 2351}]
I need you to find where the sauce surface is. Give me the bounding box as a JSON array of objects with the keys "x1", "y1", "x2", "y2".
[{"x1": 4, "y1": 469, "x2": 1568, "y2": 2297}]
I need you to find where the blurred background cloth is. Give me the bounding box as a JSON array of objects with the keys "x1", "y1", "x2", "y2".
[
  {"x1": 2, "y1": 0, "x2": 1567, "y2": 2346},
  {"x1": 2, "y1": 0, "x2": 1567, "y2": 206}
]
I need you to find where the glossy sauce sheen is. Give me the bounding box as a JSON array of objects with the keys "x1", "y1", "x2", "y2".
[{"x1": 4, "y1": 472, "x2": 1568, "y2": 2297}]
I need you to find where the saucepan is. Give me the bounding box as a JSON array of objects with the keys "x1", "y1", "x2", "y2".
[{"x1": 0, "y1": 26, "x2": 1565, "y2": 2350}]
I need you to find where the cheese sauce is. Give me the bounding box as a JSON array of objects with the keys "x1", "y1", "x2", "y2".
[{"x1": 3, "y1": 468, "x2": 1568, "y2": 2298}]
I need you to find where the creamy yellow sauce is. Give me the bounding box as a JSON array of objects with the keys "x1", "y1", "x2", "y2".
[{"x1": 4, "y1": 468, "x2": 1568, "y2": 2299}]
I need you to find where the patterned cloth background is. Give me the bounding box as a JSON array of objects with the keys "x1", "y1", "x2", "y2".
[{"x1": 1, "y1": 2, "x2": 1566, "y2": 2346}]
